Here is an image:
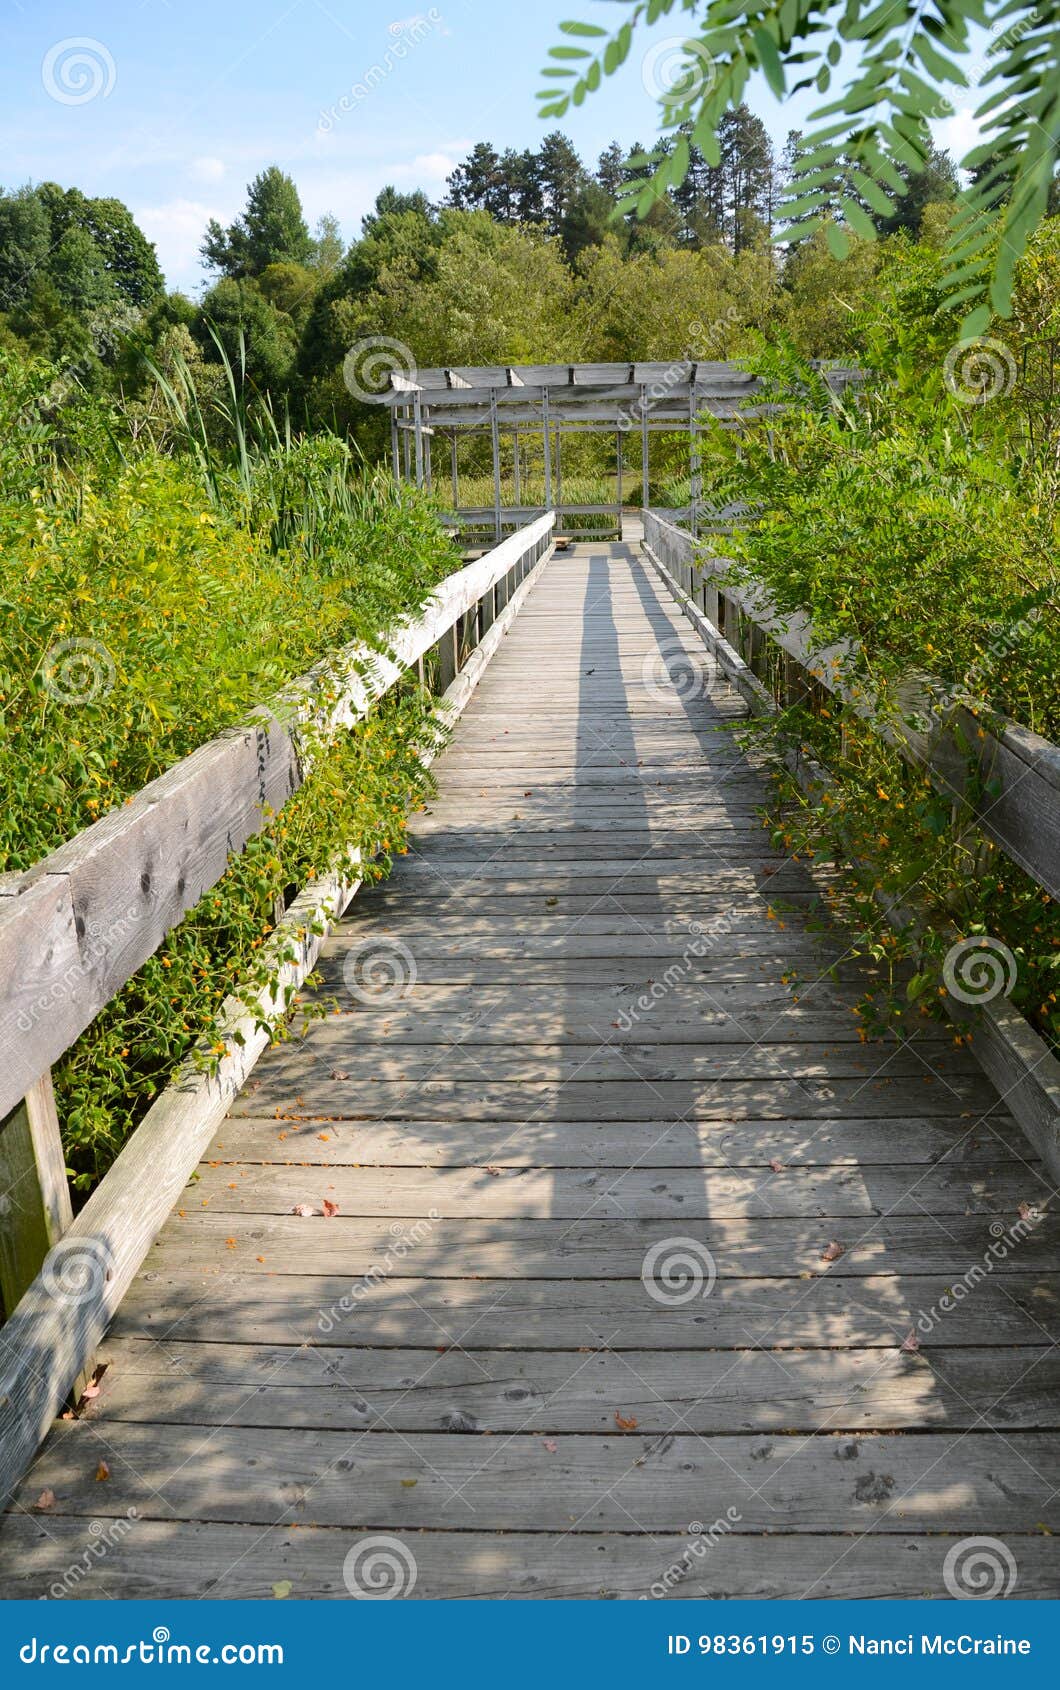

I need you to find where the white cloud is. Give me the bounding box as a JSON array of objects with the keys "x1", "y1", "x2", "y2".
[
  {"x1": 933, "y1": 105, "x2": 984, "y2": 171},
  {"x1": 135, "y1": 198, "x2": 223, "y2": 292},
  {"x1": 191, "y1": 156, "x2": 226, "y2": 182},
  {"x1": 392, "y1": 141, "x2": 473, "y2": 184}
]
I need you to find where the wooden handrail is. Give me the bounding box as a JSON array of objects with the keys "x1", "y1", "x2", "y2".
[
  {"x1": 642, "y1": 509, "x2": 1060, "y2": 904},
  {"x1": 0, "y1": 514, "x2": 555, "y2": 1126},
  {"x1": 0, "y1": 513, "x2": 555, "y2": 1495}
]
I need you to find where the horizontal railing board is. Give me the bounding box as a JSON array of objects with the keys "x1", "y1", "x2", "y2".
[
  {"x1": 0, "y1": 520, "x2": 555, "y2": 1500},
  {"x1": 0, "y1": 515, "x2": 554, "y2": 1121}
]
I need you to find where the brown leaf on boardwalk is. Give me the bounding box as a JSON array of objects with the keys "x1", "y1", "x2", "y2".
[
  {"x1": 543, "y1": 1439, "x2": 558, "y2": 1453},
  {"x1": 34, "y1": 1490, "x2": 55, "y2": 1510},
  {"x1": 901, "y1": 1329, "x2": 920, "y2": 1353},
  {"x1": 614, "y1": 1411, "x2": 638, "y2": 1431},
  {"x1": 321, "y1": 1198, "x2": 339, "y2": 1218},
  {"x1": 95, "y1": 1461, "x2": 110, "y2": 1482},
  {"x1": 484, "y1": 1165, "x2": 501, "y2": 1177},
  {"x1": 768, "y1": 1158, "x2": 784, "y2": 1173},
  {"x1": 820, "y1": 1240, "x2": 845, "y2": 1262},
  {"x1": 291, "y1": 1203, "x2": 315, "y2": 1217}
]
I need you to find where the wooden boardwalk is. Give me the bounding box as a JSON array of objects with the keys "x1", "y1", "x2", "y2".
[{"x1": 2, "y1": 539, "x2": 1058, "y2": 1599}]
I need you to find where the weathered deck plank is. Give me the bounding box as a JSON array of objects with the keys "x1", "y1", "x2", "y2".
[{"x1": 2, "y1": 539, "x2": 1057, "y2": 1601}]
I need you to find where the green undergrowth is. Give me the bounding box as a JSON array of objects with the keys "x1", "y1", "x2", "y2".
[
  {"x1": 693, "y1": 297, "x2": 1060, "y2": 1054},
  {"x1": 0, "y1": 349, "x2": 459, "y2": 1188}
]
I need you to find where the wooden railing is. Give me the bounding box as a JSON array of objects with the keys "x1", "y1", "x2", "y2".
[
  {"x1": 0, "y1": 513, "x2": 554, "y2": 1494},
  {"x1": 641, "y1": 507, "x2": 1060, "y2": 1178}
]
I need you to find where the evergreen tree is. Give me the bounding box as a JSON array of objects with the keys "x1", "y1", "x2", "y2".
[
  {"x1": 536, "y1": 131, "x2": 588, "y2": 237},
  {"x1": 202, "y1": 167, "x2": 312, "y2": 277}
]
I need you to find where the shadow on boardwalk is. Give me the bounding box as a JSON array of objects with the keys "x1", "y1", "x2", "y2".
[{"x1": 1, "y1": 543, "x2": 1057, "y2": 1599}]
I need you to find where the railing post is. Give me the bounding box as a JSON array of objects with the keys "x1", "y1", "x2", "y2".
[
  {"x1": 0, "y1": 1071, "x2": 72, "y2": 1318},
  {"x1": 435, "y1": 622, "x2": 459, "y2": 693}
]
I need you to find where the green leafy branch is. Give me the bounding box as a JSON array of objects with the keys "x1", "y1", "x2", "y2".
[{"x1": 540, "y1": 0, "x2": 1060, "y2": 329}]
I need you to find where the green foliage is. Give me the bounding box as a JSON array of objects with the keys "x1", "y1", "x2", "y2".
[
  {"x1": 542, "y1": 1, "x2": 1060, "y2": 328},
  {"x1": 0, "y1": 349, "x2": 458, "y2": 1185},
  {"x1": 688, "y1": 245, "x2": 1060, "y2": 1049},
  {"x1": 202, "y1": 166, "x2": 313, "y2": 278}
]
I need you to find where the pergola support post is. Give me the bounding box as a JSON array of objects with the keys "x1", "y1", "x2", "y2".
[{"x1": 490, "y1": 390, "x2": 501, "y2": 543}]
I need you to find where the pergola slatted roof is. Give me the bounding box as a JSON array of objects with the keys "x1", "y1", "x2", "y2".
[{"x1": 372, "y1": 360, "x2": 860, "y2": 541}]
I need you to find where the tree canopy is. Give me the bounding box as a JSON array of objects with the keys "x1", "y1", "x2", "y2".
[{"x1": 541, "y1": 0, "x2": 1060, "y2": 331}]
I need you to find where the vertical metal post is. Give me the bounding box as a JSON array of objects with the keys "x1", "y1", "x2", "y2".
[
  {"x1": 490, "y1": 389, "x2": 502, "y2": 543},
  {"x1": 640, "y1": 385, "x2": 649, "y2": 511},
  {"x1": 555, "y1": 426, "x2": 562, "y2": 512},
  {"x1": 402, "y1": 405, "x2": 411, "y2": 480},
  {"x1": 423, "y1": 409, "x2": 432, "y2": 494},
  {"x1": 513, "y1": 426, "x2": 521, "y2": 507},
  {"x1": 688, "y1": 384, "x2": 700, "y2": 539},
  {"x1": 616, "y1": 426, "x2": 623, "y2": 514},
  {"x1": 450, "y1": 431, "x2": 458, "y2": 513},
  {"x1": 542, "y1": 389, "x2": 552, "y2": 509},
  {"x1": 391, "y1": 409, "x2": 400, "y2": 481},
  {"x1": 413, "y1": 391, "x2": 424, "y2": 490}
]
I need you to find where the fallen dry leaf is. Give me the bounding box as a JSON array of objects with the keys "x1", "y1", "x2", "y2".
[
  {"x1": 543, "y1": 1439, "x2": 558, "y2": 1453},
  {"x1": 321, "y1": 1198, "x2": 339, "y2": 1219},
  {"x1": 272, "y1": 1581, "x2": 292, "y2": 1600},
  {"x1": 768, "y1": 1158, "x2": 785, "y2": 1174},
  {"x1": 901, "y1": 1329, "x2": 921, "y2": 1353},
  {"x1": 291, "y1": 1203, "x2": 315, "y2": 1217},
  {"x1": 820, "y1": 1240, "x2": 845, "y2": 1262},
  {"x1": 34, "y1": 1490, "x2": 55, "y2": 1510},
  {"x1": 614, "y1": 1411, "x2": 638, "y2": 1432},
  {"x1": 95, "y1": 1461, "x2": 110, "y2": 1482}
]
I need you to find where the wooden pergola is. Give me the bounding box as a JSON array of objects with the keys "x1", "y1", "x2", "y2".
[{"x1": 367, "y1": 360, "x2": 806, "y2": 541}]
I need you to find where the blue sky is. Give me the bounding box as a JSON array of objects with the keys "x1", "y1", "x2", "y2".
[{"x1": 1, "y1": 1, "x2": 984, "y2": 294}]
